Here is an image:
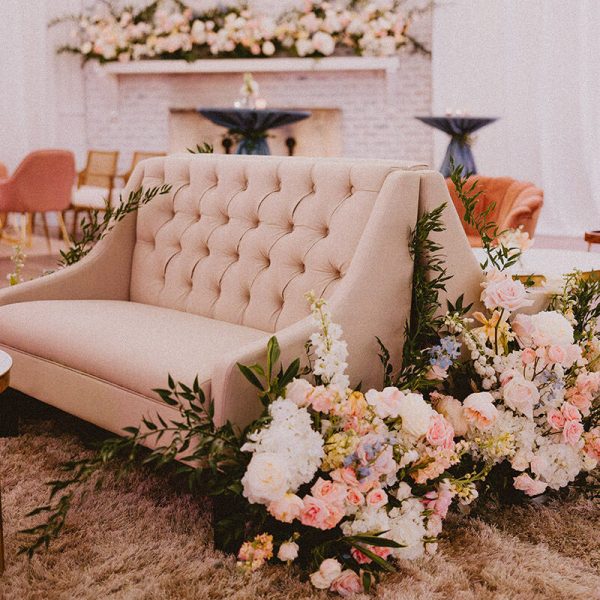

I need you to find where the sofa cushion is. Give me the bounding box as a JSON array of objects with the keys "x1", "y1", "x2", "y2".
[
  {"x1": 0, "y1": 300, "x2": 269, "y2": 402},
  {"x1": 130, "y1": 155, "x2": 427, "y2": 332}
]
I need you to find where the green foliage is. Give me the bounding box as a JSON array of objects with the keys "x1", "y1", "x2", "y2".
[
  {"x1": 60, "y1": 184, "x2": 171, "y2": 267},
  {"x1": 449, "y1": 161, "x2": 522, "y2": 272},
  {"x1": 187, "y1": 142, "x2": 214, "y2": 154},
  {"x1": 549, "y1": 270, "x2": 600, "y2": 343}
]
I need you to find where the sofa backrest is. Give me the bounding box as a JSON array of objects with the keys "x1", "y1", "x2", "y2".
[{"x1": 128, "y1": 154, "x2": 428, "y2": 332}]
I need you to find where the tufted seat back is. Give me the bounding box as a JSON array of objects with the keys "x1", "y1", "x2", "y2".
[{"x1": 129, "y1": 154, "x2": 426, "y2": 332}]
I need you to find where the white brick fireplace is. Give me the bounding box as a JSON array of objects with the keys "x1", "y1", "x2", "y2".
[{"x1": 81, "y1": 19, "x2": 433, "y2": 172}]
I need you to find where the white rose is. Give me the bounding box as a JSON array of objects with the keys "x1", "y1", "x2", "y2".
[
  {"x1": 396, "y1": 481, "x2": 412, "y2": 500},
  {"x1": 262, "y1": 40, "x2": 275, "y2": 56},
  {"x1": 285, "y1": 378, "x2": 314, "y2": 407},
  {"x1": 529, "y1": 311, "x2": 574, "y2": 347},
  {"x1": 312, "y1": 31, "x2": 336, "y2": 55},
  {"x1": 397, "y1": 393, "x2": 434, "y2": 438},
  {"x1": 277, "y1": 541, "x2": 299, "y2": 562},
  {"x1": 241, "y1": 452, "x2": 289, "y2": 505},
  {"x1": 365, "y1": 387, "x2": 404, "y2": 419},
  {"x1": 310, "y1": 558, "x2": 342, "y2": 589}
]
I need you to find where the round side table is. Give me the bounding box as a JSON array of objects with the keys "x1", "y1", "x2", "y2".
[{"x1": 0, "y1": 350, "x2": 14, "y2": 576}]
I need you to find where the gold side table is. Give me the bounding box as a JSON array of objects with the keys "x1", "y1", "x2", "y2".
[{"x1": 0, "y1": 350, "x2": 14, "y2": 576}]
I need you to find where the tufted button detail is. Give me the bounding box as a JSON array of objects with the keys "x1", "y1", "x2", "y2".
[
  {"x1": 299, "y1": 263, "x2": 306, "y2": 274},
  {"x1": 322, "y1": 225, "x2": 329, "y2": 237},
  {"x1": 311, "y1": 184, "x2": 317, "y2": 193},
  {"x1": 287, "y1": 220, "x2": 294, "y2": 232}
]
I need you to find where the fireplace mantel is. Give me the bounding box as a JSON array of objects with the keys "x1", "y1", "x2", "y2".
[{"x1": 102, "y1": 56, "x2": 399, "y2": 76}]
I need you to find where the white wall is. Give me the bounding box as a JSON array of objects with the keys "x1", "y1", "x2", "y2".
[{"x1": 432, "y1": 0, "x2": 600, "y2": 238}]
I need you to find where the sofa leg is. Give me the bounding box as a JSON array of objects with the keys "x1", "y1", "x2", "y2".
[{"x1": 0, "y1": 388, "x2": 19, "y2": 437}]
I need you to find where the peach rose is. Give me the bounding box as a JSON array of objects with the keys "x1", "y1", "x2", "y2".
[
  {"x1": 562, "y1": 420, "x2": 583, "y2": 446},
  {"x1": 481, "y1": 274, "x2": 532, "y2": 312},
  {"x1": 546, "y1": 345, "x2": 567, "y2": 365},
  {"x1": 432, "y1": 393, "x2": 468, "y2": 437},
  {"x1": 329, "y1": 570, "x2": 363, "y2": 597},
  {"x1": 310, "y1": 386, "x2": 338, "y2": 413},
  {"x1": 566, "y1": 393, "x2": 591, "y2": 416},
  {"x1": 268, "y1": 493, "x2": 304, "y2": 523},
  {"x1": 512, "y1": 313, "x2": 535, "y2": 347},
  {"x1": 463, "y1": 392, "x2": 498, "y2": 430},
  {"x1": 311, "y1": 478, "x2": 347, "y2": 507},
  {"x1": 426, "y1": 413, "x2": 455, "y2": 449},
  {"x1": 366, "y1": 488, "x2": 388, "y2": 509},
  {"x1": 503, "y1": 376, "x2": 539, "y2": 419},
  {"x1": 310, "y1": 558, "x2": 342, "y2": 589},
  {"x1": 513, "y1": 473, "x2": 547, "y2": 496}
]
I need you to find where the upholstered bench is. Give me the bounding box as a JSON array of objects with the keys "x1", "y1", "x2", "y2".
[{"x1": 0, "y1": 154, "x2": 482, "y2": 435}]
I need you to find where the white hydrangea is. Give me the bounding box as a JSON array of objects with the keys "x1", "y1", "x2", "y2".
[
  {"x1": 530, "y1": 441, "x2": 583, "y2": 490},
  {"x1": 387, "y1": 498, "x2": 428, "y2": 560},
  {"x1": 241, "y1": 398, "x2": 324, "y2": 504},
  {"x1": 340, "y1": 506, "x2": 390, "y2": 537}
]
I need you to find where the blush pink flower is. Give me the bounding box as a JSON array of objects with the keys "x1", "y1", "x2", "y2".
[
  {"x1": 583, "y1": 428, "x2": 600, "y2": 461},
  {"x1": 346, "y1": 488, "x2": 365, "y2": 507},
  {"x1": 481, "y1": 272, "x2": 532, "y2": 312},
  {"x1": 311, "y1": 478, "x2": 347, "y2": 507},
  {"x1": 268, "y1": 493, "x2": 304, "y2": 523},
  {"x1": 562, "y1": 420, "x2": 584, "y2": 446},
  {"x1": 300, "y1": 496, "x2": 332, "y2": 530},
  {"x1": 350, "y1": 544, "x2": 392, "y2": 565},
  {"x1": 561, "y1": 402, "x2": 581, "y2": 422},
  {"x1": 546, "y1": 345, "x2": 567, "y2": 365},
  {"x1": 566, "y1": 392, "x2": 591, "y2": 416},
  {"x1": 309, "y1": 386, "x2": 339, "y2": 413},
  {"x1": 514, "y1": 473, "x2": 547, "y2": 496},
  {"x1": 463, "y1": 392, "x2": 498, "y2": 430},
  {"x1": 331, "y1": 467, "x2": 360, "y2": 488},
  {"x1": 365, "y1": 387, "x2": 405, "y2": 419},
  {"x1": 329, "y1": 570, "x2": 364, "y2": 597},
  {"x1": 426, "y1": 413, "x2": 455, "y2": 449},
  {"x1": 365, "y1": 488, "x2": 388, "y2": 509},
  {"x1": 432, "y1": 393, "x2": 468, "y2": 437},
  {"x1": 521, "y1": 347, "x2": 537, "y2": 364},
  {"x1": 547, "y1": 409, "x2": 566, "y2": 431},
  {"x1": 512, "y1": 313, "x2": 535, "y2": 347}
]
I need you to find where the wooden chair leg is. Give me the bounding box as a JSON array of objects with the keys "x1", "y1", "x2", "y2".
[
  {"x1": 41, "y1": 213, "x2": 52, "y2": 252},
  {"x1": 0, "y1": 388, "x2": 19, "y2": 437},
  {"x1": 57, "y1": 212, "x2": 71, "y2": 246},
  {"x1": 71, "y1": 208, "x2": 79, "y2": 239}
]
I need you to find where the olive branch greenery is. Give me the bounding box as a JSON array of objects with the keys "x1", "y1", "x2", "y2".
[{"x1": 60, "y1": 184, "x2": 172, "y2": 267}]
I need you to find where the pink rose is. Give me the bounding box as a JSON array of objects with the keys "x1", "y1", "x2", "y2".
[
  {"x1": 562, "y1": 420, "x2": 583, "y2": 446},
  {"x1": 268, "y1": 493, "x2": 304, "y2": 523},
  {"x1": 583, "y1": 428, "x2": 600, "y2": 461},
  {"x1": 311, "y1": 478, "x2": 347, "y2": 507},
  {"x1": 463, "y1": 392, "x2": 498, "y2": 430},
  {"x1": 331, "y1": 467, "x2": 360, "y2": 488},
  {"x1": 329, "y1": 570, "x2": 364, "y2": 597},
  {"x1": 432, "y1": 393, "x2": 468, "y2": 437},
  {"x1": 481, "y1": 274, "x2": 532, "y2": 312},
  {"x1": 514, "y1": 473, "x2": 547, "y2": 496},
  {"x1": 503, "y1": 376, "x2": 539, "y2": 419},
  {"x1": 565, "y1": 392, "x2": 591, "y2": 415},
  {"x1": 350, "y1": 544, "x2": 392, "y2": 565},
  {"x1": 366, "y1": 488, "x2": 388, "y2": 509},
  {"x1": 372, "y1": 445, "x2": 397, "y2": 477},
  {"x1": 521, "y1": 347, "x2": 537, "y2": 364},
  {"x1": 426, "y1": 413, "x2": 455, "y2": 449},
  {"x1": 425, "y1": 364, "x2": 448, "y2": 381},
  {"x1": 547, "y1": 409, "x2": 566, "y2": 431},
  {"x1": 561, "y1": 402, "x2": 581, "y2": 422},
  {"x1": 346, "y1": 488, "x2": 365, "y2": 507},
  {"x1": 424, "y1": 485, "x2": 454, "y2": 518},
  {"x1": 300, "y1": 496, "x2": 332, "y2": 530},
  {"x1": 512, "y1": 313, "x2": 535, "y2": 347}
]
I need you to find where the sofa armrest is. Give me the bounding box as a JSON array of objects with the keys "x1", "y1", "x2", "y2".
[
  {"x1": 211, "y1": 316, "x2": 316, "y2": 427},
  {"x1": 0, "y1": 211, "x2": 138, "y2": 307}
]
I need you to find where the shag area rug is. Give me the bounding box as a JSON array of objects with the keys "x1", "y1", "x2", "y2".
[{"x1": 1, "y1": 403, "x2": 599, "y2": 600}]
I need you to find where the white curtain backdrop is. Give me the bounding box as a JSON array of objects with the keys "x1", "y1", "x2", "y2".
[
  {"x1": 432, "y1": 0, "x2": 600, "y2": 238},
  {"x1": 0, "y1": 0, "x2": 86, "y2": 172}
]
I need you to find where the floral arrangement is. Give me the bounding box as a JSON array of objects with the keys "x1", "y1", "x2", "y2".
[
  {"x1": 54, "y1": 0, "x2": 429, "y2": 63},
  {"x1": 17, "y1": 166, "x2": 599, "y2": 595}
]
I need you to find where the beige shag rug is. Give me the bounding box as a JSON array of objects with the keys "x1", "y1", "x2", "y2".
[{"x1": 1, "y1": 404, "x2": 599, "y2": 600}]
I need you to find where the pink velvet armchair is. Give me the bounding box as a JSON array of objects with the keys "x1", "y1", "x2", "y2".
[
  {"x1": 446, "y1": 176, "x2": 544, "y2": 247},
  {"x1": 0, "y1": 150, "x2": 75, "y2": 247}
]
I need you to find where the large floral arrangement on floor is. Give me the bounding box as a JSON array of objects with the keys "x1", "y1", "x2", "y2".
[
  {"x1": 53, "y1": 0, "x2": 430, "y2": 63},
  {"x1": 19, "y1": 166, "x2": 600, "y2": 596}
]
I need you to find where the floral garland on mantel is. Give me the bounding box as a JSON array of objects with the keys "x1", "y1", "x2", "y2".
[{"x1": 53, "y1": 0, "x2": 430, "y2": 63}]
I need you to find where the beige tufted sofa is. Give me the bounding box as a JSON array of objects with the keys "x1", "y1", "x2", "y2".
[{"x1": 0, "y1": 154, "x2": 482, "y2": 435}]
